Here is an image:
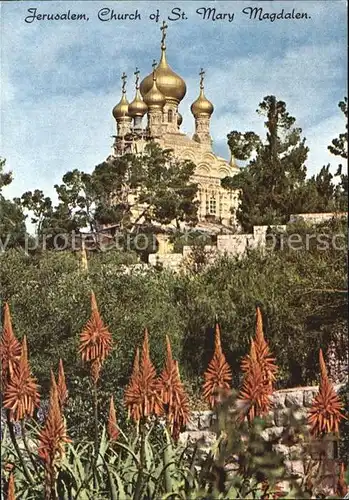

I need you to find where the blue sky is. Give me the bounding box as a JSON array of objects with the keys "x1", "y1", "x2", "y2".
[{"x1": 1, "y1": 0, "x2": 347, "y2": 206}]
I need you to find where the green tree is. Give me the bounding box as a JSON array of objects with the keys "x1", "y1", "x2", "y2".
[
  {"x1": 223, "y1": 96, "x2": 309, "y2": 231},
  {"x1": 18, "y1": 144, "x2": 199, "y2": 249},
  {"x1": 0, "y1": 158, "x2": 27, "y2": 251},
  {"x1": 93, "y1": 143, "x2": 199, "y2": 231},
  {"x1": 328, "y1": 97, "x2": 348, "y2": 211},
  {"x1": 328, "y1": 97, "x2": 348, "y2": 160},
  {"x1": 293, "y1": 164, "x2": 337, "y2": 214}
]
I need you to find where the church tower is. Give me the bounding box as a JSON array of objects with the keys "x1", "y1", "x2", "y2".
[
  {"x1": 191, "y1": 69, "x2": 214, "y2": 149},
  {"x1": 143, "y1": 66, "x2": 166, "y2": 137},
  {"x1": 106, "y1": 22, "x2": 240, "y2": 229}
]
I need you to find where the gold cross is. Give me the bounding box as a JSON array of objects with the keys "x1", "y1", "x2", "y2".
[
  {"x1": 134, "y1": 67, "x2": 140, "y2": 88},
  {"x1": 199, "y1": 68, "x2": 205, "y2": 89},
  {"x1": 152, "y1": 59, "x2": 157, "y2": 71},
  {"x1": 121, "y1": 72, "x2": 127, "y2": 93},
  {"x1": 160, "y1": 20, "x2": 168, "y2": 46}
]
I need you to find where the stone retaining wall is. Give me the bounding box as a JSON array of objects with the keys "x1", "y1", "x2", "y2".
[{"x1": 179, "y1": 385, "x2": 344, "y2": 495}]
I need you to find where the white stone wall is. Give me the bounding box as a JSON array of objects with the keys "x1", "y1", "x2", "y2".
[
  {"x1": 289, "y1": 212, "x2": 347, "y2": 224},
  {"x1": 179, "y1": 385, "x2": 344, "y2": 494}
]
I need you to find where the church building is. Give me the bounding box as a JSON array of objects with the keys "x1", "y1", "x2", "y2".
[{"x1": 108, "y1": 22, "x2": 240, "y2": 228}]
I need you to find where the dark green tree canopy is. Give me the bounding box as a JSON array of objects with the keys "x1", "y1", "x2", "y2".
[
  {"x1": 0, "y1": 158, "x2": 27, "y2": 251},
  {"x1": 18, "y1": 144, "x2": 199, "y2": 249},
  {"x1": 328, "y1": 97, "x2": 348, "y2": 159},
  {"x1": 223, "y1": 96, "x2": 347, "y2": 231},
  {"x1": 328, "y1": 97, "x2": 348, "y2": 212},
  {"x1": 224, "y1": 96, "x2": 309, "y2": 231}
]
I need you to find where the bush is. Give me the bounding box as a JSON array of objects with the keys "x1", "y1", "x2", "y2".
[{"x1": 0, "y1": 219, "x2": 347, "y2": 399}]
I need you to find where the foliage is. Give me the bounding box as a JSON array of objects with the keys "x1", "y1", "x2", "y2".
[
  {"x1": 1, "y1": 297, "x2": 348, "y2": 499},
  {"x1": 328, "y1": 97, "x2": 348, "y2": 160},
  {"x1": 223, "y1": 96, "x2": 348, "y2": 231},
  {"x1": 0, "y1": 220, "x2": 347, "y2": 409},
  {"x1": 328, "y1": 97, "x2": 348, "y2": 212},
  {"x1": 223, "y1": 96, "x2": 309, "y2": 231},
  {"x1": 0, "y1": 158, "x2": 27, "y2": 251},
  {"x1": 338, "y1": 379, "x2": 349, "y2": 467},
  {"x1": 17, "y1": 144, "x2": 199, "y2": 249}
]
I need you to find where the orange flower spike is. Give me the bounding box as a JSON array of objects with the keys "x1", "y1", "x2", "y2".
[
  {"x1": 253, "y1": 308, "x2": 278, "y2": 384},
  {"x1": 124, "y1": 330, "x2": 163, "y2": 423},
  {"x1": 107, "y1": 396, "x2": 119, "y2": 441},
  {"x1": 7, "y1": 472, "x2": 16, "y2": 500},
  {"x1": 255, "y1": 307, "x2": 264, "y2": 345},
  {"x1": 38, "y1": 370, "x2": 70, "y2": 467},
  {"x1": 3, "y1": 336, "x2": 40, "y2": 421},
  {"x1": 238, "y1": 345, "x2": 271, "y2": 422},
  {"x1": 202, "y1": 323, "x2": 232, "y2": 408},
  {"x1": 336, "y1": 462, "x2": 348, "y2": 498},
  {"x1": 78, "y1": 291, "x2": 112, "y2": 364},
  {"x1": 141, "y1": 329, "x2": 163, "y2": 417},
  {"x1": 307, "y1": 350, "x2": 346, "y2": 436},
  {"x1": 158, "y1": 337, "x2": 190, "y2": 439},
  {"x1": 160, "y1": 335, "x2": 176, "y2": 406},
  {"x1": 0, "y1": 303, "x2": 21, "y2": 391},
  {"x1": 57, "y1": 359, "x2": 68, "y2": 407},
  {"x1": 124, "y1": 347, "x2": 141, "y2": 421},
  {"x1": 319, "y1": 348, "x2": 329, "y2": 383}
]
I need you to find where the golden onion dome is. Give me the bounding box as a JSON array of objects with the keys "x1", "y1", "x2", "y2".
[
  {"x1": 128, "y1": 88, "x2": 148, "y2": 117},
  {"x1": 191, "y1": 88, "x2": 214, "y2": 117},
  {"x1": 191, "y1": 69, "x2": 214, "y2": 118},
  {"x1": 143, "y1": 73, "x2": 166, "y2": 110},
  {"x1": 177, "y1": 112, "x2": 183, "y2": 126},
  {"x1": 112, "y1": 93, "x2": 131, "y2": 120},
  {"x1": 140, "y1": 46, "x2": 186, "y2": 104}
]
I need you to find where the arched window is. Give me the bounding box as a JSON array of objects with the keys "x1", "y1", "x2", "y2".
[
  {"x1": 168, "y1": 109, "x2": 173, "y2": 123},
  {"x1": 209, "y1": 196, "x2": 217, "y2": 214},
  {"x1": 206, "y1": 193, "x2": 217, "y2": 215}
]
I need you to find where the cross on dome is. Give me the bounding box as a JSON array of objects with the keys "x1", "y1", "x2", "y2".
[
  {"x1": 160, "y1": 21, "x2": 168, "y2": 48},
  {"x1": 199, "y1": 68, "x2": 205, "y2": 89},
  {"x1": 121, "y1": 72, "x2": 127, "y2": 93},
  {"x1": 134, "y1": 67, "x2": 140, "y2": 88}
]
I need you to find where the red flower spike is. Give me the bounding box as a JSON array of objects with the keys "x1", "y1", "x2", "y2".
[
  {"x1": 7, "y1": 472, "x2": 16, "y2": 500},
  {"x1": 0, "y1": 303, "x2": 21, "y2": 392},
  {"x1": 107, "y1": 395, "x2": 119, "y2": 441},
  {"x1": 3, "y1": 336, "x2": 40, "y2": 421},
  {"x1": 38, "y1": 370, "x2": 70, "y2": 467},
  {"x1": 308, "y1": 350, "x2": 346, "y2": 436},
  {"x1": 124, "y1": 329, "x2": 163, "y2": 423},
  {"x1": 158, "y1": 336, "x2": 190, "y2": 440},
  {"x1": 202, "y1": 323, "x2": 232, "y2": 408},
  {"x1": 78, "y1": 291, "x2": 113, "y2": 364},
  {"x1": 57, "y1": 359, "x2": 68, "y2": 407}
]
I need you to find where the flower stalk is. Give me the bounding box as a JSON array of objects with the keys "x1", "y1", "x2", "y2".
[{"x1": 202, "y1": 323, "x2": 232, "y2": 408}]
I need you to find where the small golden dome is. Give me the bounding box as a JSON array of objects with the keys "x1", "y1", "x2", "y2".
[
  {"x1": 191, "y1": 69, "x2": 214, "y2": 118},
  {"x1": 128, "y1": 88, "x2": 148, "y2": 117},
  {"x1": 112, "y1": 93, "x2": 130, "y2": 120},
  {"x1": 177, "y1": 112, "x2": 183, "y2": 126},
  {"x1": 140, "y1": 27, "x2": 186, "y2": 104},
  {"x1": 112, "y1": 73, "x2": 131, "y2": 121},
  {"x1": 191, "y1": 88, "x2": 214, "y2": 117},
  {"x1": 143, "y1": 73, "x2": 166, "y2": 110}
]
